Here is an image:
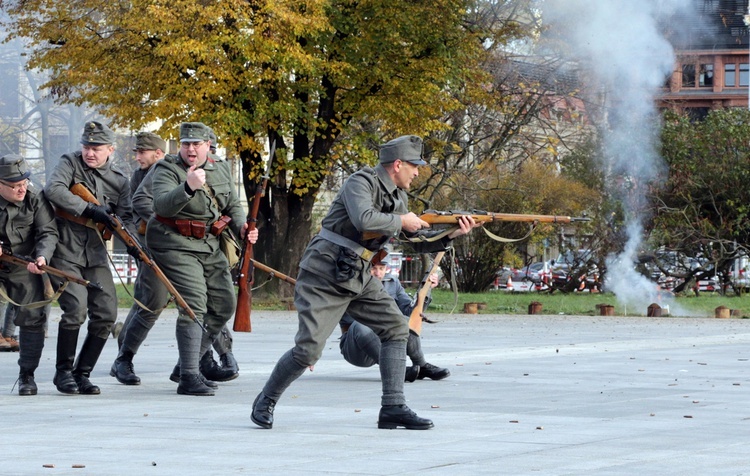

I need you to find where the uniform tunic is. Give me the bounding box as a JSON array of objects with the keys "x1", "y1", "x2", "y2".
[
  {"x1": 0, "y1": 186, "x2": 58, "y2": 330},
  {"x1": 291, "y1": 164, "x2": 450, "y2": 366},
  {"x1": 147, "y1": 153, "x2": 245, "y2": 333},
  {"x1": 44, "y1": 152, "x2": 132, "y2": 337}
]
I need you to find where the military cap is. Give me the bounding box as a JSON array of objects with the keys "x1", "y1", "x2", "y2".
[
  {"x1": 378, "y1": 135, "x2": 427, "y2": 165},
  {"x1": 132, "y1": 131, "x2": 167, "y2": 152},
  {"x1": 179, "y1": 122, "x2": 211, "y2": 142},
  {"x1": 208, "y1": 129, "x2": 218, "y2": 152},
  {"x1": 0, "y1": 154, "x2": 30, "y2": 182},
  {"x1": 80, "y1": 121, "x2": 117, "y2": 146}
]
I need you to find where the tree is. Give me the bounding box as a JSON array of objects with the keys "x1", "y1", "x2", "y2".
[
  {"x1": 653, "y1": 108, "x2": 750, "y2": 294},
  {"x1": 1, "y1": 0, "x2": 523, "y2": 294}
]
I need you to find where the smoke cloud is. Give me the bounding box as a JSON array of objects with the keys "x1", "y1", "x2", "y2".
[{"x1": 542, "y1": 0, "x2": 698, "y2": 315}]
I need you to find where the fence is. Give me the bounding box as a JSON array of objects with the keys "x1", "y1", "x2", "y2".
[{"x1": 109, "y1": 253, "x2": 138, "y2": 284}]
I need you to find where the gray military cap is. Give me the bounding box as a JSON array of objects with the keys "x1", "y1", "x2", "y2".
[
  {"x1": 208, "y1": 129, "x2": 218, "y2": 152},
  {"x1": 179, "y1": 122, "x2": 211, "y2": 142},
  {"x1": 378, "y1": 135, "x2": 427, "y2": 165},
  {"x1": 133, "y1": 131, "x2": 167, "y2": 152},
  {"x1": 81, "y1": 121, "x2": 116, "y2": 146},
  {"x1": 0, "y1": 154, "x2": 30, "y2": 182}
]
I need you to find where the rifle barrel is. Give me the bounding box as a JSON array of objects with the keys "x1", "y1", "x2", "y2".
[{"x1": 420, "y1": 212, "x2": 587, "y2": 225}]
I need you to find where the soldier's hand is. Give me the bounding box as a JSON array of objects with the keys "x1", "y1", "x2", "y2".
[
  {"x1": 447, "y1": 215, "x2": 480, "y2": 239},
  {"x1": 401, "y1": 212, "x2": 429, "y2": 233},
  {"x1": 28, "y1": 256, "x2": 46, "y2": 275},
  {"x1": 241, "y1": 224, "x2": 259, "y2": 244},
  {"x1": 82, "y1": 204, "x2": 116, "y2": 229},
  {"x1": 428, "y1": 272, "x2": 439, "y2": 288},
  {"x1": 186, "y1": 164, "x2": 206, "y2": 191}
]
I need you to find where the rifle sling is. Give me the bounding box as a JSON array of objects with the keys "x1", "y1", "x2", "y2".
[
  {"x1": 0, "y1": 280, "x2": 68, "y2": 309},
  {"x1": 403, "y1": 222, "x2": 536, "y2": 244}
]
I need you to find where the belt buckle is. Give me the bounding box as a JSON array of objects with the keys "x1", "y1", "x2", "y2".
[{"x1": 361, "y1": 249, "x2": 374, "y2": 261}]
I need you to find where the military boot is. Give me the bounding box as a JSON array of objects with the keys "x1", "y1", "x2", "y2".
[
  {"x1": 110, "y1": 351, "x2": 140, "y2": 385},
  {"x1": 417, "y1": 363, "x2": 450, "y2": 381},
  {"x1": 251, "y1": 392, "x2": 277, "y2": 429},
  {"x1": 53, "y1": 327, "x2": 80, "y2": 394},
  {"x1": 405, "y1": 365, "x2": 420, "y2": 383},
  {"x1": 18, "y1": 329, "x2": 45, "y2": 396},
  {"x1": 219, "y1": 352, "x2": 239, "y2": 374},
  {"x1": 170, "y1": 361, "x2": 217, "y2": 388},
  {"x1": 72, "y1": 334, "x2": 108, "y2": 395},
  {"x1": 377, "y1": 405, "x2": 434, "y2": 430},
  {"x1": 200, "y1": 350, "x2": 238, "y2": 382}
]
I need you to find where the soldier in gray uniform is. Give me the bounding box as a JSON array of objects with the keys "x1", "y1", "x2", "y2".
[
  {"x1": 110, "y1": 131, "x2": 171, "y2": 385},
  {"x1": 147, "y1": 122, "x2": 257, "y2": 396},
  {"x1": 45, "y1": 121, "x2": 133, "y2": 395},
  {"x1": 0, "y1": 155, "x2": 58, "y2": 395},
  {"x1": 339, "y1": 256, "x2": 450, "y2": 382},
  {"x1": 251, "y1": 135, "x2": 479, "y2": 430}
]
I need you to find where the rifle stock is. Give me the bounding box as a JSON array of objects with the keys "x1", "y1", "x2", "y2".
[
  {"x1": 408, "y1": 251, "x2": 445, "y2": 336},
  {"x1": 0, "y1": 248, "x2": 103, "y2": 290},
  {"x1": 250, "y1": 259, "x2": 296, "y2": 285},
  {"x1": 69, "y1": 183, "x2": 203, "y2": 330},
  {"x1": 234, "y1": 141, "x2": 275, "y2": 332}
]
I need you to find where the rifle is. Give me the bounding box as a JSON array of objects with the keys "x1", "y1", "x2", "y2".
[
  {"x1": 0, "y1": 247, "x2": 103, "y2": 290},
  {"x1": 68, "y1": 183, "x2": 204, "y2": 331},
  {"x1": 234, "y1": 141, "x2": 275, "y2": 332},
  {"x1": 363, "y1": 210, "x2": 589, "y2": 242},
  {"x1": 408, "y1": 251, "x2": 444, "y2": 336},
  {"x1": 250, "y1": 259, "x2": 296, "y2": 286}
]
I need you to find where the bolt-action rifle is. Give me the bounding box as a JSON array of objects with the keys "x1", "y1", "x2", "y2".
[
  {"x1": 0, "y1": 246, "x2": 103, "y2": 290},
  {"x1": 67, "y1": 183, "x2": 204, "y2": 331},
  {"x1": 234, "y1": 141, "x2": 275, "y2": 333},
  {"x1": 408, "y1": 251, "x2": 445, "y2": 336}
]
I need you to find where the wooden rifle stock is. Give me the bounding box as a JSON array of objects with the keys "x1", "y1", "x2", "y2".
[
  {"x1": 69, "y1": 183, "x2": 204, "y2": 331},
  {"x1": 408, "y1": 252, "x2": 444, "y2": 335},
  {"x1": 250, "y1": 259, "x2": 296, "y2": 285},
  {"x1": 420, "y1": 210, "x2": 589, "y2": 225},
  {"x1": 234, "y1": 141, "x2": 275, "y2": 332},
  {"x1": 0, "y1": 247, "x2": 103, "y2": 290}
]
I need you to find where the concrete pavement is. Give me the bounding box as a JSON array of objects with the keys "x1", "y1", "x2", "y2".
[{"x1": 2, "y1": 309, "x2": 750, "y2": 475}]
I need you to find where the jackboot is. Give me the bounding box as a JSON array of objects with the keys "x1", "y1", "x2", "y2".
[
  {"x1": 199, "y1": 350, "x2": 238, "y2": 382},
  {"x1": 18, "y1": 329, "x2": 45, "y2": 396},
  {"x1": 73, "y1": 334, "x2": 108, "y2": 395},
  {"x1": 53, "y1": 327, "x2": 80, "y2": 394}
]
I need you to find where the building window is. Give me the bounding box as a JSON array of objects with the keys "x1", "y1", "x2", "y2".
[
  {"x1": 682, "y1": 64, "x2": 696, "y2": 87},
  {"x1": 699, "y1": 64, "x2": 713, "y2": 87},
  {"x1": 725, "y1": 64, "x2": 736, "y2": 86},
  {"x1": 741, "y1": 63, "x2": 749, "y2": 87}
]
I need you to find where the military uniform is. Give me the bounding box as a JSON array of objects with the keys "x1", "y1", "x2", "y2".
[
  {"x1": 339, "y1": 271, "x2": 449, "y2": 381},
  {"x1": 44, "y1": 121, "x2": 132, "y2": 395},
  {"x1": 252, "y1": 135, "x2": 453, "y2": 430},
  {"x1": 147, "y1": 122, "x2": 245, "y2": 396},
  {"x1": 0, "y1": 154, "x2": 58, "y2": 395}
]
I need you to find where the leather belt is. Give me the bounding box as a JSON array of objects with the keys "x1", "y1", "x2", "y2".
[{"x1": 155, "y1": 215, "x2": 210, "y2": 239}]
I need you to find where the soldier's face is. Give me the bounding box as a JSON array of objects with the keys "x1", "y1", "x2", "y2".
[
  {"x1": 82, "y1": 144, "x2": 114, "y2": 169},
  {"x1": 135, "y1": 149, "x2": 162, "y2": 170},
  {"x1": 0, "y1": 179, "x2": 28, "y2": 203},
  {"x1": 392, "y1": 160, "x2": 419, "y2": 190},
  {"x1": 370, "y1": 264, "x2": 388, "y2": 280},
  {"x1": 179, "y1": 141, "x2": 209, "y2": 167}
]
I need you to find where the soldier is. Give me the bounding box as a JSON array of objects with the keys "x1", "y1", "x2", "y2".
[
  {"x1": 147, "y1": 122, "x2": 256, "y2": 396},
  {"x1": 251, "y1": 135, "x2": 480, "y2": 430},
  {"x1": 0, "y1": 154, "x2": 58, "y2": 395},
  {"x1": 339, "y1": 256, "x2": 450, "y2": 382},
  {"x1": 45, "y1": 121, "x2": 133, "y2": 395},
  {"x1": 109, "y1": 131, "x2": 171, "y2": 385}
]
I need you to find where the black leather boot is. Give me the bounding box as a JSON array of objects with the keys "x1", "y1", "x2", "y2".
[
  {"x1": 54, "y1": 327, "x2": 79, "y2": 394},
  {"x1": 199, "y1": 350, "x2": 238, "y2": 382},
  {"x1": 177, "y1": 373, "x2": 215, "y2": 396},
  {"x1": 169, "y1": 361, "x2": 217, "y2": 388},
  {"x1": 377, "y1": 405, "x2": 434, "y2": 430},
  {"x1": 417, "y1": 363, "x2": 450, "y2": 381},
  {"x1": 220, "y1": 352, "x2": 239, "y2": 374},
  {"x1": 251, "y1": 392, "x2": 276, "y2": 429},
  {"x1": 405, "y1": 365, "x2": 420, "y2": 383},
  {"x1": 73, "y1": 334, "x2": 108, "y2": 395},
  {"x1": 18, "y1": 370, "x2": 37, "y2": 396},
  {"x1": 110, "y1": 351, "x2": 140, "y2": 385},
  {"x1": 18, "y1": 329, "x2": 44, "y2": 396}
]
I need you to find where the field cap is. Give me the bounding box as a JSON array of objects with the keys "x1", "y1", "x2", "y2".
[
  {"x1": 379, "y1": 135, "x2": 426, "y2": 165},
  {"x1": 81, "y1": 121, "x2": 116, "y2": 146},
  {"x1": 0, "y1": 154, "x2": 30, "y2": 182},
  {"x1": 179, "y1": 122, "x2": 211, "y2": 142},
  {"x1": 133, "y1": 132, "x2": 167, "y2": 152}
]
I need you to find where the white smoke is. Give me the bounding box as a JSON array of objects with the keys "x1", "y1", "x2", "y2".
[{"x1": 542, "y1": 0, "x2": 697, "y2": 315}]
